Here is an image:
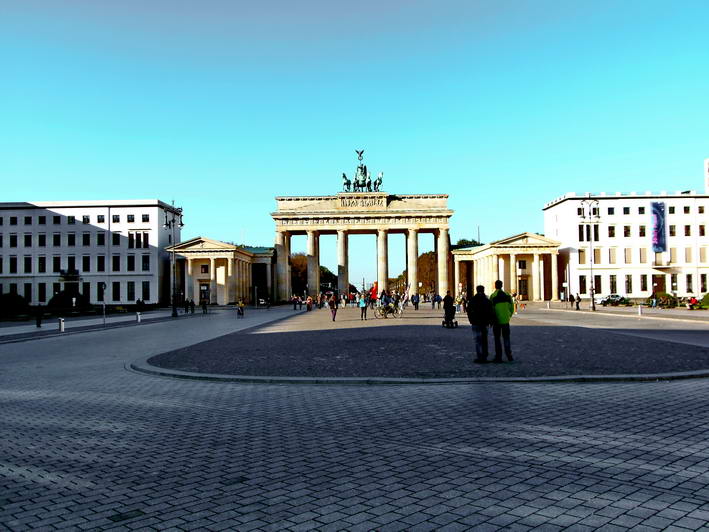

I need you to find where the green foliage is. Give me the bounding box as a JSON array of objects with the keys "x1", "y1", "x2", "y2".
[
  {"x1": 701, "y1": 293, "x2": 709, "y2": 309},
  {"x1": 646, "y1": 291, "x2": 678, "y2": 308},
  {"x1": 0, "y1": 292, "x2": 30, "y2": 319},
  {"x1": 452, "y1": 238, "x2": 482, "y2": 249},
  {"x1": 47, "y1": 290, "x2": 92, "y2": 312}
]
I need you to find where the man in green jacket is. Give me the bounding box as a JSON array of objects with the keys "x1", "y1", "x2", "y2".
[{"x1": 489, "y1": 280, "x2": 514, "y2": 363}]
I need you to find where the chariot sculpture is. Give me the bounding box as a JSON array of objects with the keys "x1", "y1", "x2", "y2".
[{"x1": 341, "y1": 149, "x2": 383, "y2": 192}]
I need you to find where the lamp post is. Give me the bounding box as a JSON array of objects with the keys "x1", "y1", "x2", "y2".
[
  {"x1": 164, "y1": 204, "x2": 184, "y2": 318},
  {"x1": 579, "y1": 199, "x2": 600, "y2": 311}
]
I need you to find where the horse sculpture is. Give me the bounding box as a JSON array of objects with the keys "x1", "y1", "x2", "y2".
[
  {"x1": 373, "y1": 172, "x2": 383, "y2": 192},
  {"x1": 342, "y1": 172, "x2": 351, "y2": 192}
]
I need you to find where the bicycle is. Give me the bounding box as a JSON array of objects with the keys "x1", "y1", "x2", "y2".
[{"x1": 374, "y1": 305, "x2": 403, "y2": 319}]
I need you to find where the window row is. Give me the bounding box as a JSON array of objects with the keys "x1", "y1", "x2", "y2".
[
  {"x1": 578, "y1": 224, "x2": 706, "y2": 241},
  {"x1": 1, "y1": 280, "x2": 151, "y2": 303},
  {"x1": 0, "y1": 231, "x2": 150, "y2": 248},
  {"x1": 578, "y1": 205, "x2": 706, "y2": 216},
  {"x1": 578, "y1": 273, "x2": 707, "y2": 295},
  {"x1": 0, "y1": 214, "x2": 150, "y2": 226},
  {"x1": 578, "y1": 247, "x2": 708, "y2": 265},
  {"x1": 0, "y1": 254, "x2": 151, "y2": 274}
]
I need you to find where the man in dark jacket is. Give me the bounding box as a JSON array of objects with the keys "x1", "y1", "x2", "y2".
[
  {"x1": 466, "y1": 285, "x2": 493, "y2": 363},
  {"x1": 443, "y1": 290, "x2": 455, "y2": 324}
]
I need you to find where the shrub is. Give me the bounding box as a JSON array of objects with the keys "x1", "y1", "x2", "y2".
[
  {"x1": 0, "y1": 292, "x2": 30, "y2": 319},
  {"x1": 47, "y1": 290, "x2": 92, "y2": 313},
  {"x1": 701, "y1": 293, "x2": 709, "y2": 309}
]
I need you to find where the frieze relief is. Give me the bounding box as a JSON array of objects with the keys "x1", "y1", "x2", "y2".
[{"x1": 275, "y1": 215, "x2": 449, "y2": 227}]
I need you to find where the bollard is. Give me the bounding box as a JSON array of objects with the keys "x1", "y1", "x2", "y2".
[
  {"x1": 638, "y1": 305, "x2": 642, "y2": 316},
  {"x1": 136, "y1": 312, "x2": 142, "y2": 323},
  {"x1": 58, "y1": 318, "x2": 65, "y2": 332}
]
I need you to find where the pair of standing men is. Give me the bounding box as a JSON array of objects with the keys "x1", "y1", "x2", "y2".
[{"x1": 466, "y1": 280, "x2": 514, "y2": 363}]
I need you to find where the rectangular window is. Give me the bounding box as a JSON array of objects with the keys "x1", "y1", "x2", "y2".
[
  {"x1": 671, "y1": 274, "x2": 678, "y2": 291},
  {"x1": 0, "y1": 257, "x2": 3, "y2": 273},
  {"x1": 594, "y1": 275, "x2": 602, "y2": 295},
  {"x1": 97, "y1": 232, "x2": 105, "y2": 246},
  {"x1": 640, "y1": 248, "x2": 647, "y2": 263},
  {"x1": 685, "y1": 247, "x2": 692, "y2": 263},
  {"x1": 578, "y1": 250, "x2": 586, "y2": 264},
  {"x1": 593, "y1": 248, "x2": 601, "y2": 264},
  {"x1": 700, "y1": 225, "x2": 705, "y2": 236},
  {"x1": 82, "y1": 255, "x2": 90, "y2": 272},
  {"x1": 112, "y1": 255, "x2": 121, "y2": 272},
  {"x1": 669, "y1": 206, "x2": 675, "y2": 214},
  {"x1": 625, "y1": 275, "x2": 632, "y2": 294},
  {"x1": 9, "y1": 283, "x2": 17, "y2": 294},
  {"x1": 10, "y1": 234, "x2": 17, "y2": 247},
  {"x1": 687, "y1": 274, "x2": 693, "y2": 293},
  {"x1": 640, "y1": 274, "x2": 648, "y2": 292},
  {"x1": 0, "y1": 235, "x2": 3, "y2": 247},
  {"x1": 52, "y1": 256, "x2": 61, "y2": 273},
  {"x1": 608, "y1": 248, "x2": 616, "y2": 264},
  {"x1": 701, "y1": 274, "x2": 707, "y2": 293},
  {"x1": 142, "y1": 281, "x2": 150, "y2": 301},
  {"x1": 577, "y1": 207, "x2": 583, "y2": 216},
  {"x1": 127, "y1": 214, "x2": 135, "y2": 223},
  {"x1": 593, "y1": 225, "x2": 599, "y2": 242},
  {"x1": 82, "y1": 215, "x2": 90, "y2": 224},
  {"x1": 112, "y1": 281, "x2": 120, "y2": 302},
  {"x1": 24, "y1": 234, "x2": 32, "y2": 247},
  {"x1": 684, "y1": 206, "x2": 690, "y2": 214},
  {"x1": 68, "y1": 216, "x2": 75, "y2": 225},
  {"x1": 518, "y1": 260, "x2": 526, "y2": 269},
  {"x1": 82, "y1": 232, "x2": 90, "y2": 246},
  {"x1": 67, "y1": 233, "x2": 76, "y2": 246},
  {"x1": 607, "y1": 207, "x2": 615, "y2": 215},
  {"x1": 10, "y1": 216, "x2": 17, "y2": 225},
  {"x1": 623, "y1": 207, "x2": 630, "y2": 215},
  {"x1": 624, "y1": 248, "x2": 632, "y2": 264},
  {"x1": 638, "y1": 207, "x2": 645, "y2": 214},
  {"x1": 112, "y1": 214, "x2": 120, "y2": 223},
  {"x1": 136, "y1": 232, "x2": 142, "y2": 249},
  {"x1": 608, "y1": 274, "x2": 616, "y2": 293},
  {"x1": 38, "y1": 234, "x2": 46, "y2": 247},
  {"x1": 38, "y1": 256, "x2": 46, "y2": 273},
  {"x1": 24, "y1": 216, "x2": 31, "y2": 225},
  {"x1": 38, "y1": 283, "x2": 46, "y2": 303},
  {"x1": 639, "y1": 225, "x2": 646, "y2": 237},
  {"x1": 127, "y1": 281, "x2": 135, "y2": 301},
  {"x1": 578, "y1": 225, "x2": 584, "y2": 242},
  {"x1": 128, "y1": 233, "x2": 134, "y2": 249},
  {"x1": 53, "y1": 233, "x2": 61, "y2": 246},
  {"x1": 669, "y1": 225, "x2": 676, "y2": 237},
  {"x1": 97, "y1": 215, "x2": 105, "y2": 223},
  {"x1": 127, "y1": 255, "x2": 135, "y2": 271},
  {"x1": 685, "y1": 225, "x2": 691, "y2": 237},
  {"x1": 52, "y1": 282, "x2": 60, "y2": 296},
  {"x1": 24, "y1": 283, "x2": 32, "y2": 302},
  {"x1": 23, "y1": 256, "x2": 32, "y2": 273},
  {"x1": 579, "y1": 275, "x2": 587, "y2": 294},
  {"x1": 701, "y1": 248, "x2": 707, "y2": 263},
  {"x1": 670, "y1": 248, "x2": 677, "y2": 263},
  {"x1": 97, "y1": 255, "x2": 105, "y2": 272},
  {"x1": 9, "y1": 256, "x2": 17, "y2": 273},
  {"x1": 142, "y1": 232, "x2": 149, "y2": 248},
  {"x1": 97, "y1": 282, "x2": 104, "y2": 302},
  {"x1": 67, "y1": 256, "x2": 76, "y2": 272},
  {"x1": 141, "y1": 254, "x2": 150, "y2": 271},
  {"x1": 53, "y1": 215, "x2": 60, "y2": 224},
  {"x1": 38, "y1": 216, "x2": 46, "y2": 225},
  {"x1": 142, "y1": 214, "x2": 150, "y2": 223},
  {"x1": 608, "y1": 226, "x2": 615, "y2": 238},
  {"x1": 112, "y1": 233, "x2": 120, "y2": 246},
  {"x1": 699, "y1": 206, "x2": 705, "y2": 214},
  {"x1": 623, "y1": 225, "x2": 630, "y2": 237},
  {"x1": 82, "y1": 282, "x2": 90, "y2": 298}
]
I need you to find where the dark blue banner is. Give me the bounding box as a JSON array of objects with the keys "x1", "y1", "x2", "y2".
[{"x1": 651, "y1": 202, "x2": 666, "y2": 253}]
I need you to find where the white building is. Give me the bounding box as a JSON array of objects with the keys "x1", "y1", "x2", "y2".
[
  {"x1": 544, "y1": 180, "x2": 709, "y2": 300},
  {"x1": 0, "y1": 200, "x2": 181, "y2": 306}
]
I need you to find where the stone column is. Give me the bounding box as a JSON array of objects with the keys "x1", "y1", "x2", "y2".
[
  {"x1": 228, "y1": 257, "x2": 235, "y2": 303},
  {"x1": 240, "y1": 261, "x2": 246, "y2": 299},
  {"x1": 539, "y1": 256, "x2": 546, "y2": 300},
  {"x1": 532, "y1": 253, "x2": 540, "y2": 301},
  {"x1": 337, "y1": 230, "x2": 349, "y2": 295},
  {"x1": 275, "y1": 231, "x2": 289, "y2": 301},
  {"x1": 407, "y1": 229, "x2": 418, "y2": 296},
  {"x1": 209, "y1": 257, "x2": 216, "y2": 304},
  {"x1": 472, "y1": 259, "x2": 478, "y2": 289},
  {"x1": 307, "y1": 231, "x2": 319, "y2": 297},
  {"x1": 377, "y1": 229, "x2": 388, "y2": 293},
  {"x1": 551, "y1": 252, "x2": 559, "y2": 301},
  {"x1": 453, "y1": 257, "x2": 461, "y2": 296},
  {"x1": 509, "y1": 253, "x2": 517, "y2": 294},
  {"x1": 247, "y1": 262, "x2": 253, "y2": 303},
  {"x1": 186, "y1": 258, "x2": 194, "y2": 301},
  {"x1": 437, "y1": 228, "x2": 449, "y2": 296}
]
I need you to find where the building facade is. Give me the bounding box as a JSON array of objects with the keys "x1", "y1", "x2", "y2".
[
  {"x1": 544, "y1": 188, "x2": 709, "y2": 300},
  {"x1": 0, "y1": 200, "x2": 181, "y2": 306}
]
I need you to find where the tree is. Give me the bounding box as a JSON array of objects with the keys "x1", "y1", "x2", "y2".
[{"x1": 451, "y1": 238, "x2": 482, "y2": 249}]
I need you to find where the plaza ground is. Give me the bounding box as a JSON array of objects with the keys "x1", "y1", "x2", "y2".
[{"x1": 1, "y1": 306, "x2": 709, "y2": 530}]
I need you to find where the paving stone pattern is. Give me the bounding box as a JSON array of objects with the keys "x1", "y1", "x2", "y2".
[
  {"x1": 2, "y1": 310, "x2": 709, "y2": 530},
  {"x1": 150, "y1": 307, "x2": 709, "y2": 378}
]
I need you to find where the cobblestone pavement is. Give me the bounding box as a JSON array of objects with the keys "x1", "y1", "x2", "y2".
[
  {"x1": 2, "y1": 309, "x2": 709, "y2": 530},
  {"x1": 149, "y1": 307, "x2": 709, "y2": 378}
]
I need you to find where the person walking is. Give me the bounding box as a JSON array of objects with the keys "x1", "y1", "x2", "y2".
[
  {"x1": 359, "y1": 294, "x2": 368, "y2": 320},
  {"x1": 190, "y1": 299, "x2": 195, "y2": 314},
  {"x1": 443, "y1": 290, "x2": 455, "y2": 325},
  {"x1": 411, "y1": 293, "x2": 419, "y2": 310},
  {"x1": 490, "y1": 280, "x2": 514, "y2": 363},
  {"x1": 35, "y1": 304, "x2": 43, "y2": 328},
  {"x1": 328, "y1": 295, "x2": 337, "y2": 321},
  {"x1": 184, "y1": 298, "x2": 190, "y2": 314},
  {"x1": 201, "y1": 299, "x2": 208, "y2": 314},
  {"x1": 467, "y1": 285, "x2": 493, "y2": 363},
  {"x1": 569, "y1": 293, "x2": 575, "y2": 310},
  {"x1": 575, "y1": 293, "x2": 581, "y2": 310}
]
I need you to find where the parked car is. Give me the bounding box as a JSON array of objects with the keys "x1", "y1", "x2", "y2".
[{"x1": 599, "y1": 294, "x2": 630, "y2": 306}]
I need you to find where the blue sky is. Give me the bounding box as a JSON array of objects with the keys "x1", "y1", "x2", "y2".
[{"x1": 2, "y1": 0, "x2": 708, "y2": 284}]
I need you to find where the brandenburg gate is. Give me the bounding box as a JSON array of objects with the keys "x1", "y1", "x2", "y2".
[{"x1": 271, "y1": 192, "x2": 454, "y2": 300}]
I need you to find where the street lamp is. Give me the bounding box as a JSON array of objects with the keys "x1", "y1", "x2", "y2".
[
  {"x1": 164, "y1": 204, "x2": 184, "y2": 318},
  {"x1": 579, "y1": 198, "x2": 600, "y2": 311}
]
